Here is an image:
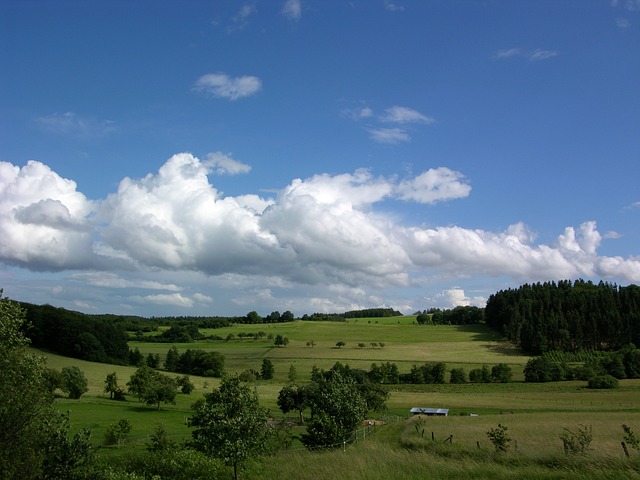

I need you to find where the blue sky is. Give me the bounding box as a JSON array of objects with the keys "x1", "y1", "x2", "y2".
[{"x1": 1, "y1": 0, "x2": 639, "y2": 317}]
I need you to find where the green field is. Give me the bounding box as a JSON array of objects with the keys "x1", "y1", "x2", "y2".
[{"x1": 36, "y1": 318, "x2": 640, "y2": 479}]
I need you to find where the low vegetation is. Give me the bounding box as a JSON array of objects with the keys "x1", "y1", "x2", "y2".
[{"x1": 4, "y1": 282, "x2": 640, "y2": 479}]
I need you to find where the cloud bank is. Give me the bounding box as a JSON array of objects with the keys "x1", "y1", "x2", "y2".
[{"x1": 1, "y1": 154, "x2": 639, "y2": 312}]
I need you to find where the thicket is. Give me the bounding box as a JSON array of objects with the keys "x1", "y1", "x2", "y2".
[
  {"x1": 416, "y1": 306, "x2": 484, "y2": 325},
  {"x1": 485, "y1": 280, "x2": 640, "y2": 354},
  {"x1": 20, "y1": 302, "x2": 130, "y2": 364}
]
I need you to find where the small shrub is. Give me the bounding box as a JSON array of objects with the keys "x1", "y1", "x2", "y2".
[
  {"x1": 587, "y1": 374, "x2": 619, "y2": 389},
  {"x1": 105, "y1": 419, "x2": 132, "y2": 447},
  {"x1": 622, "y1": 424, "x2": 640, "y2": 451},
  {"x1": 560, "y1": 424, "x2": 592, "y2": 455},
  {"x1": 486, "y1": 424, "x2": 511, "y2": 452}
]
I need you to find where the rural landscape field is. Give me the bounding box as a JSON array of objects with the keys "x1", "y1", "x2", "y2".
[{"x1": 21, "y1": 312, "x2": 640, "y2": 479}]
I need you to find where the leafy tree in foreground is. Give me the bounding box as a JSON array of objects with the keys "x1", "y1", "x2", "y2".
[
  {"x1": 60, "y1": 366, "x2": 89, "y2": 399},
  {"x1": 0, "y1": 290, "x2": 94, "y2": 479},
  {"x1": 302, "y1": 371, "x2": 367, "y2": 449},
  {"x1": 189, "y1": 375, "x2": 273, "y2": 480}
]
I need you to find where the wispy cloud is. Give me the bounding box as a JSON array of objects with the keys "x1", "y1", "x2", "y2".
[
  {"x1": 604, "y1": 231, "x2": 623, "y2": 239},
  {"x1": 381, "y1": 106, "x2": 435, "y2": 124},
  {"x1": 194, "y1": 73, "x2": 262, "y2": 100},
  {"x1": 384, "y1": 0, "x2": 404, "y2": 12},
  {"x1": 493, "y1": 47, "x2": 559, "y2": 62},
  {"x1": 616, "y1": 17, "x2": 631, "y2": 28},
  {"x1": 282, "y1": 0, "x2": 302, "y2": 21},
  {"x1": 36, "y1": 112, "x2": 116, "y2": 137},
  {"x1": 205, "y1": 152, "x2": 251, "y2": 175},
  {"x1": 368, "y1": 127, "x2": 411, "y2": 144},
  {"x1": 347, "y1": 104, "x2": 434, "y2": 144},
  {"x1": 227, "y1": 4, "x2": 257, "y2": 32},
  {"x1": 529, "y1": 49, "x2": 559, "y2": 61}
]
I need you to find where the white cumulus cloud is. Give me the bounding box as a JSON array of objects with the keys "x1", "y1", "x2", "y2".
[{"x1": 194, "y1": 73, "x2": 262, "y2": 100}]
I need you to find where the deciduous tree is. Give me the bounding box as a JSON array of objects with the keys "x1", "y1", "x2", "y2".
[{"x1": 189, "y1": 375, "x2": 273, "y2": 480}]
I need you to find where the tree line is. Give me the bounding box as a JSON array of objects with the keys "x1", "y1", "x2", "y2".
[{"x1": 485, "y1": 280, "x2": 640, "y2": 354}]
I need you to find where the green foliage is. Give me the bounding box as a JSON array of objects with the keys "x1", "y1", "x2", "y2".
[
  {"x1": 189, "y1": 375, "x2": 273, "y2": 480},
  {"x1": 485, "y1": 280, "x2": 640, "y2": 354},
  {"x1": 142, "y1": 374, "x2": 177, "y2": 410},
  {"x1": 260, "y1": 358, "x2": 274, "y2": 380},
  {"x1": 164, "y1": 345, "x2": 179, "y2": 371},
  {"x1": 302, "y1": 372, "x2": 367, "y2": 449},
  {"x1": 469, "y1": 365, "x2": 492, "y2": 383},
  {"x1": 104, "y1": 372, "x2": 120, "y2": 399},
  {"x1": 449, "y1": 367, "x2": 467, "y2": 384},
  {"x1": 20, "y1": 301, "x2": 130, "y2": 364},
  {"x1": 61, "y1": 366, "x2": 89, "y2": 399},
  {"x1": 491, "y1": 363, "x2": 513, "y2": 383},
  {"x1": 105, "y1": 419, "x2": 132, "y2": 446},
  {"x1": 40, "y1": 410, "x2": 93, "y2": 480},
  {"x1": 177, "y1": 375, "x2": 195, "y2": 394},
  {"x1": 486, "y1": 424, "x2": 511, "y2": 452},
  {"x1": 146, "y1": 423, "x2": 176, "y2": 453},
  {"x1": 622, "y1": 424, "x2": 640, "y2": 451},
  {"x1": 176, "y1": 349, "x2": 224, "y2": 377},
  {"x1": 274, "y1": 334, "x2": 289, "y2": 347},
  {"x1": 335, "y1": 341, "x2": 346, "y2": 348},
  {"x1": 416, "y1": 313, "x2": 431, "y2": 325},
  {"x1": 587, "y1": 374, "x2": 619, "y2": 389},
  {"x1": 560, "y1": 424, "x2": 592, "y2": 455},
  {"x1": 287, "y1": 364, "x2": 297, "y2": 383},
  {"x1": 277, "y1": 383, "x2": 309, "y2": 423}
]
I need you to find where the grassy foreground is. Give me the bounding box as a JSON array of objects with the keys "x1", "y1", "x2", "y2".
[{"x1": 35, "y1": 319, "x2": 640, "y2": 478}]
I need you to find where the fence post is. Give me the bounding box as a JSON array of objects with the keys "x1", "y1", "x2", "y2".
[{"x1": 622, "y1": 442, "x2": 630, "y2": 458}]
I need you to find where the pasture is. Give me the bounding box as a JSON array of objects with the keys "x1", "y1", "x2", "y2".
[{"x1": 36, "y1": 318, "x2": 640, "y2": 478}]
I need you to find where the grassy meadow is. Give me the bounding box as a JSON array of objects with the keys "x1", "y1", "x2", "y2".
[{"x1": 35, "y1": 317, "x2": 640, "y2": 478}]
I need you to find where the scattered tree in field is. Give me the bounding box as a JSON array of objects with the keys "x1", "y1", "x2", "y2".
[
  {"x1": 104, "y1": 372, "x2": 120, "y2": 399},
  {"x1": 358, "y1": 342, "x2": 366, "y2": 349},
  {"x1": 560, "y1": 424, "x2": 592, "y2": 455},
  {"x1": 491, "y1": 363, "x2": 513, "y2": 383},
  {"x1": 146, "y1": 423, "x2": 176, "y2": 453},
  {"x1": 487, "y1": 424, "x2": 511, "y2": 452},
  {"x1": 622, "y1": 424, "x2": 640, "y2": 451},
  {"x1": 277, "y1": 384, "x2": 309, "y2": 424},
  {"x1": 274, "y1": 334, "x2": 289, "y2": 347},
  {"x1": 127, "y1": 364, "x2": 156, "y2": 401},
  {"x1": 450, "y1": 367, "x2": 467, "y2": 384},
  {"x1": 287, "y1": 364, "x2": 297, "y2": 383},
  {"x1": 301, "y1": 372, "x2": 367, "y2": 449},
  {"x1": 104, "y1": 418, "x2": 132, "y2": 447},
  {"x1": 189, "y1": 375, "x2": 273, "y2": 480},
  {"x1": 60, "y1": 366, "x2": 89, "y2": 399},
  {"x1": 146, "y1": 352, "x2": 161, "y2": 368},
  {"x1": 164, "y1": 345, "x2": 179, "y2": 371},
  {"x1": 379, "y1": 342, "x2": 385, "y2": 349},
  {"x1": 143, "y1": 374, "x2": 177, "y2": 410},
  {"x1": 177, "y1": 375, "x2": 195, "y2": 394},
  {"x1": 335, "y1": 341, "x2": 346, "y2": 349},
  {"x1": 261, "y1": 358, "x2": 274, "y2": 380},
  {"x1": 416, "y1": 313, "x2": 431, "y2": 325},
  {"x1": 306, "y1": 340, "x2": 315, "y2": 348}
]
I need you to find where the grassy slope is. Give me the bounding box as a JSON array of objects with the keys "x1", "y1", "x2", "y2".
[{"x1": 34, "y1": 317, "x2": 640, "y2": 478}]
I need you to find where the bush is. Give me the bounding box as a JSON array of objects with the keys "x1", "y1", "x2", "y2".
[
  {"x1": 587, "y1": 375, "x2": 619, "y2": 389},
  {"x1": 560, "y1": 424, "x2": 592, "y2": 455},
  {"x1": 486, "y1": 424, "x2": 511, "y2": 452}
]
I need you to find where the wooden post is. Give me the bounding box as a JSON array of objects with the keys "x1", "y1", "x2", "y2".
[{"x1": 622, "y1": 442, "x2": 630, "y2": 458}]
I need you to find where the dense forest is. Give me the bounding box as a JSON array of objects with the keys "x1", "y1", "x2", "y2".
[
  {"x1": 20, "y1": 302, "x2": 130, "y2": 364},
  {"x1": 485, "y1": 280, "x2": 640, "y2": 354}
]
